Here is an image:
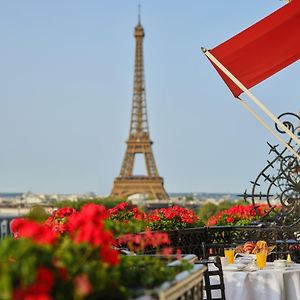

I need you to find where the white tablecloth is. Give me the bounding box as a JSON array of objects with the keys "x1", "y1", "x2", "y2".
[{"x1": 219, "y1": 263, "x2": 300, "y2": 300}]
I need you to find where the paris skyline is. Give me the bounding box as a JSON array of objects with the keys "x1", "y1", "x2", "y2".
[{"x1": 0, "y1": 0, "x2": 299, "y2": 195}]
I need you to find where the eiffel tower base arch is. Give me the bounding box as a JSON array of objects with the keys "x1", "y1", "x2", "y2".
[{"x1": 111, "y1": 176, "x2": 168, "y2": 200}]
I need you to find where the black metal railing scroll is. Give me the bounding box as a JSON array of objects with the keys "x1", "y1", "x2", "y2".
[{"x1": 240, "y1": 112, "x2": 300, "y2": 231}]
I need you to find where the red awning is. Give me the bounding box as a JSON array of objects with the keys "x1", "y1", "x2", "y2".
[{"x1": 208, "y1": 0, "x2": 300, "y2": 97}]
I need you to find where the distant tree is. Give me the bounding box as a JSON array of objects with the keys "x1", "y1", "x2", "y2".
[
  {"x1": 234, "y1": 198, "x2": 249, "y2": 206},
  {"x1": 216, "y1": 200, "x2": 234, "y2": 213},
  {"x1": 50, "y1": 197, "x2": 127, "y2": 210},
  {"x1": 185, "y1": 196, "x2": 194, "y2": 202},
  {"x1": 216, "y1": 199, "x2": 248, "y2": 214},
  {"x1": 26, "y1": 205, "x2": 49, "y2": 223},
  {"x1": 198, "y1": 202, "x2": 218, "y2": 223}
]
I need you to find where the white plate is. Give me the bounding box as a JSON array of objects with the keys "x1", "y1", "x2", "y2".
[
  {"x1": 235, "y1": 253, "x2": 256, "y2": 260},
  {"x1": 274, "y1": 265, "x2": 287, "y2": 269},
  {"x1": 266, "y1": 263, "x2": 296, "y2": 270},
  {"x1": 223, "y1": 264, "x2": 246, "y2": 271}
]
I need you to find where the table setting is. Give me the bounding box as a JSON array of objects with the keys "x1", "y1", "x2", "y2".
[{"x1": 210, "y1": 240, "x2": 300, "y2": 300}]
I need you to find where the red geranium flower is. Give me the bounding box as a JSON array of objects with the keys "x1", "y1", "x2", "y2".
[
  {"x1": 226, "y1": 216, "x2": 234, "y2": 223},
  {"x1": 74, "y1": 274, "x2": 93, "y2": 298},
  {"x1": 100, "y1": 246, "x2": 120, "y2": 266},
  {"x1": 13, "y1": 266, "x2": 54, "y2": 300},
  {"x1": 11, "y1": 218, "x2": 57, "y2": 245},
  {"x1": 206, "y1": 203, "x2": 281, "y2": 226}
]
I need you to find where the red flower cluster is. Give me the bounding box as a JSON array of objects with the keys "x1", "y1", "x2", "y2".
[
  {"x1": 117, "y1": 229, "x2": 171, "y2": 252},
  {"x1": 108, "y1": 202, "x2": 129, "y2": 215},
  {"x1": 74, "y1": 274, "x2": 93, "y2": 298},
  {"x1": 45, "y1": 207, "x2": 76, "y2": 234},
  {"x1": 67, "y1": 203, "x2": 119, "y2": 266},
  {"x1": 160, "y1": 247, "x2": 182, "y2": 260},
  {"x1": 206, "y1": 203, "x2": 280, "y2": 226},
  {"x1": 12, "y1": 203, "x2": 120, "y2": 267},
  {"x1": 6, "y1": 201, "x2": 197, "y2": 299},
  {"x1": 147, "y1": 206, "x2": 201, "y2": 230},
  {"x1": 52, "y1": 207, "x2": 76, "y2": 219},
  {"x1": 108, "y1": 202, "x2": 146, "y2": 222},
  {"x1": 13, "y1": 266, "x2": 54, "y2": 300},
  {"x1": 148, "y1": 206, "x2": 199, "y2": 223},
  {"x1": 11, "y1": 218, "x2": 57, "y2": 245},
  {"x1": 290, "y1": 244, "x2": 300, "y2": 251}
]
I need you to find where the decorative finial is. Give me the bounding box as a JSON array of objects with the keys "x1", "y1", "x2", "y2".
[{"x1": 138, "y1": 3, "x2": 141, "y2": 24}]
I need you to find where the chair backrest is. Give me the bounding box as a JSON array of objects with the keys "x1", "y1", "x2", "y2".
[
  {"x1": 196, "y1": 256, "x2": 226, "y2": 300},
  {"x1": 201, "y1": 240, "x2": 235, "y2": 260}
]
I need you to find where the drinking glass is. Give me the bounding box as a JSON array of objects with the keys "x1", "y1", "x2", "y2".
[
  {"x1": 256, "y1": 252, "x2": 267, "y2": 269},
  {"x1": 224, "y1": 248, "x2": 235, "y2": 264}
]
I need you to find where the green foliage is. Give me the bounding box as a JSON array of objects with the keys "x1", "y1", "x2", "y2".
[
  {"x1": 119, "y1": 256, "x2": 192, "y2": 294},
  {"x1": 26, "y1": 205, "x2": 50, "y2": 222},
  {"x1": 148, "y1": 217, "x2": 204, "y2": 231},
  {"x1": 185, "y1": 196, "x2": 194, "y2": 202},
  {"x1": 234, "y1": 199, "x2": 249, "y2": 206},
  {"x1": 216, "y1": 200, "x2": 234, "y2": 212},
  {"x1": 0, "y1": 236, "x2": 125, "y2": 299},
  {"x1": 0, "y1": 238, "x2": 56, "y2": 297},
  {"x1": 105, "y1": 219, "x2": 146, "y2": 236},
  {"x1": 51, "y1": 197, "x2": 127, "y2": 210},
  {"x1": 197, "y1": 202, "x2": 218, "y2": 223},
  {"x1": 197, "y1": 199, "x2": 248, "y2": 224}
]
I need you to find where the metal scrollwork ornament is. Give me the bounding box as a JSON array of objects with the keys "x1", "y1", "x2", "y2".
[{"x1": 241, "y1": 112, "x2": 300, "y2": 228}]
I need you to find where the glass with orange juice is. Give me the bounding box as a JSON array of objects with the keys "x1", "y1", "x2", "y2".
[
  {"x1": 224, "y1": 248, "x2": 235, "y2": 264},
  {"x1": 256, "y1": 252, "x2": 267, "y2": 269}
]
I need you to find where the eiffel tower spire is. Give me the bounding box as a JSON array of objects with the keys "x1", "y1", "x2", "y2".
[{"x1": 111, "y1": 14, "x2": 168, "y2": 200}]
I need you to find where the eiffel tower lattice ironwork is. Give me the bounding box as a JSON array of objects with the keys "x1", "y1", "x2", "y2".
[{"x1": 111, "y1": 17, "x2": 168, "y2": 200}]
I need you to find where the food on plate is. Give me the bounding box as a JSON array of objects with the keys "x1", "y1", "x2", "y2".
[
  {"x1": 234, "y1": 244, "x2": 244, "y2": 253},
  {"x1": 252, "y1": 240, "x2": 268, "y2": 254},
  {"x1": 243, "y1": 241, "x2": 256, "y2": 254},
  {"x1": 235, "y1": 240, "x2": 275, "y2": 255}
]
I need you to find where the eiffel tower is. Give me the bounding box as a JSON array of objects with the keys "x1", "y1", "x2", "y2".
[{"x1": 111, "y1": 15, "x2": 168, "y2": 200}]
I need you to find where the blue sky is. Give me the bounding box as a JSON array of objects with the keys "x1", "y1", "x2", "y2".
[{"x1": 0, "y1": 1, "x2": 299, "y2": 195}]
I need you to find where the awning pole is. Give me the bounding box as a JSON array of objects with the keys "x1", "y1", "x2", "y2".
[{"x1": 202, "y1": 48, "x2": 300, "y2": 156}]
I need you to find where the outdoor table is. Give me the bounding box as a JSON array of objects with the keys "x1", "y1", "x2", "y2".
[{"x1": 215, "y1": 262, "x2": 300, "y2": 300}]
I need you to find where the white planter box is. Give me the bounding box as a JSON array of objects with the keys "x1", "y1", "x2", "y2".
[{"x1": 134, "y1": 263, "x2": 206, "y2": 300}]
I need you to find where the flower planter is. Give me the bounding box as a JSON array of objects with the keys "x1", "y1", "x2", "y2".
[
  {"x1": 134, "y1": 263, "x2": 206, "y2": 300},
  {"x1": 134, "y1": 227, "x2": 207, "y2": 258}
]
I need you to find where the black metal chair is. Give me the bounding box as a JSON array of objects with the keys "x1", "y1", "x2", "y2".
[
  {"x1": 196, "y1": 256, "x2": 226, "y2": 300},
  {"x1": 201, "y1": 242, "x2": 236, "y2": 259}
]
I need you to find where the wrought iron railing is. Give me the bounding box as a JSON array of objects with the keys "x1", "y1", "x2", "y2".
[{"x1": 240, "y1": 112, "x2": 300, "y2": 229}]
